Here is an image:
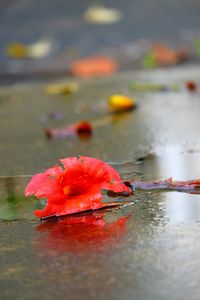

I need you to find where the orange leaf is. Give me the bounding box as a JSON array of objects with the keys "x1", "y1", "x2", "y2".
[
  {"x1": 70, "y1": 55, "x2": 118, "y2": 77},
  {"x1": 152, "y1": 44, "x2": 189, "y2": 66}
]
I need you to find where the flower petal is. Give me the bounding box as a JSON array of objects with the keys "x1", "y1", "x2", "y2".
[
  {"x1": 56, "y1": 192, "x2": 103, "y2": 217},
  {"x1": 25, "y1": 171, "x2": 61, "y2": 198},
  {"x1": 44, "y1": 165, "x2": 63, "y2": 176},
  {"x1": 103, "y1": 182, "x2": 130, "y2": 193},
  {"x1": 60, "y1": 157, "x2": 79, "y2": 170}
]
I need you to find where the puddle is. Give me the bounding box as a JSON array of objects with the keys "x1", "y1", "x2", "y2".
[
  {"x1": 112, "y1": 146, "x2": 200, "y2": 180},
  {"x1": 0, "y1": 176, "x2": 37, "y2": 221},
  {"x1": 34, "y1": 209, "x2": 131, "y2": 255},
  {"x1": 1, "y1": 148, "x2": 200, "y2": 224},
  {"x1": 112, "y1": 147, "x2": 200, "y2": 224}
]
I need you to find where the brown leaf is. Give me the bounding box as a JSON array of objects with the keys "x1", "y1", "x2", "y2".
[
  {"x1": 129, "y1": 177, "x2": 200, "y2": 193},
  {"x1": 152, "y1": 44, "x2": 190, "y2": 66}
]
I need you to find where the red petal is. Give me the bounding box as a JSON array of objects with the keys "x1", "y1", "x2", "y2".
[
  {"x1": 34, "y1": 203, "x2": 60, "y2": 218},
  {"x1": 61, "y1": 156, "x2": 127, "y2": 186},
  {"x1": 44, "y1": 165, "x2": 63, "y2": 176},
  {"x1": 55, "y1": 192, "x2": 103, "y2": 217},
  {"x1": 25, "y1": 166, "x2": 62, "y2": 198},
  {"x1": 60, "y1": 157, "x2": 79, "y2": 170},
  {"x1": 25, "y1": 174, "x2": 57, "y2": 198},
  {"x1": 103, "y1": 182, "x2": 130, "y2": 193}
]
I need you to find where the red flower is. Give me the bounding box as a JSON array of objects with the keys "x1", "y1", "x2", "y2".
[{"x1": 25, "y1": 156, "x2": 130, "y2": 219}]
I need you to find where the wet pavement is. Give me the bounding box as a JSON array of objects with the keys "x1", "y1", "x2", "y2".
[
  {"x1": 1, "y1": 66, "x2": 200, "y2": 299},
  {"x1": 1, "y1": 0, "x2": 200, "y2": 83},
  {"x1": 1, "y1": 0, "x2": 200, "y2": 299},
  {"x1": 1, "y1": 65, "x2": 200, "y2": 175}
]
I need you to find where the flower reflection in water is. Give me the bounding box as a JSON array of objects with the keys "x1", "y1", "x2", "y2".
[{"x1": 35, "y1": 209, "x2": 130, "y2": 254}]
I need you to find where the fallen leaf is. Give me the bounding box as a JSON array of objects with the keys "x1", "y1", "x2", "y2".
[
  {"x1": 28, "y1": 39, "x2": 53, "y2": 58},
  {"x1": 108, "y1": 94, "x2": 136, "y2": 112},
  {"x1": 6, "y1": 38, "x2": 53, "y2": 59},
  {"x1": 128, "y1": 177, "x2": 200, "y2": 193},
  {"x1": 185, "y1": 80, "x2": 197, "y2": 92},
  {"x1": 70, "y1": 55, "x2": 118, "y2": 77},
  {"x1": 143, "y1": 44, "x2": 190, "y2": 67},
  {"x1": 142, "y1": 53, "x2": 157, "y2": 69},
  {"x1": 45, "y1": 120, "x2": 92, "y2": 139},
  {"x1": 6, "y1": 43, "x2": 29, "y2": 59},
  {"x1": 194, "y1": 39, "x2": 200, "y2": 59},
  {"x1": 76, "y1": 121, "x2": 93, "y2": 139},
  {"x1": 129, "y1": 82, "x2": 180, "y2": 91},
  {"x1": 83, "y1": 5, "x2": 122, "y2": 24},
  {"x1": 45, "y1": 82, "x2": 79, "y2": 95},
  {"x1": 48, "y1": 111, "x2": 65, "y2": 120},
  {"x1": 153, "y1": 44, "x2": 179, "y2": 65}
]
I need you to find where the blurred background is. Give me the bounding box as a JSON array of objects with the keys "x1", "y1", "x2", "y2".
[{"x1": 1, "y1": 0, "x2": 200, "y2": 83}]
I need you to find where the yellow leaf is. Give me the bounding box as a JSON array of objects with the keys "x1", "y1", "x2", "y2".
[
  {"x1": 6, "y1": 38, "x2": 52, "y2": 59},
  {"x1": 83, "y1": 5, "x2": 122, "y2": 24},
  {"x1": 108, "y1": 95, "x2": 136, "y2": 112},
  {"x1": 28, "y1": 39, "x2": 52, "y2": 58},
  {"x1": 45, "y1": 82, "x2": 79, "y2": 95},
  {"x1": 6, "y1": 43, "x2": 29, "y2": 58}
]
